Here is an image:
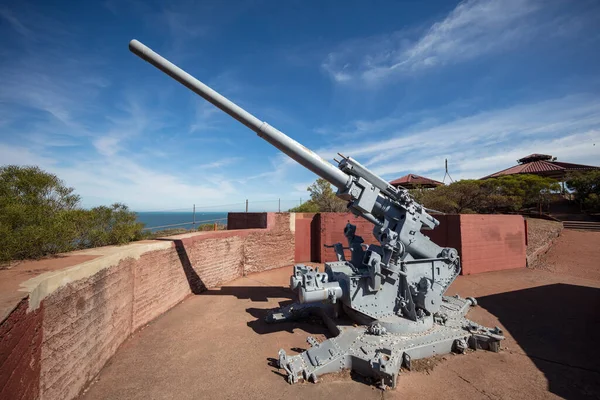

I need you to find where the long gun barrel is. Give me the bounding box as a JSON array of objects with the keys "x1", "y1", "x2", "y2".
[{"x1": 129, "y1": 39, "x2": 350, "y2": 189}]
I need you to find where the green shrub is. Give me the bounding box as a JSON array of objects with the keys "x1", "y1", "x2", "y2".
[
  {"x1": 197, "y1": 223, "x2": 225, "y2": 231},
  {"x1": 78, "y1": 204, "x2": 145, "y2": 248},
  {"x1": 0, "y1": 165, "x2": 144, "y2": 263},
  {"x1": 410, "y1": 175, "x2": 559, "y2": 214},
  {"x1": 566, "y1": 171, "x2": 600, "y2": 212}
]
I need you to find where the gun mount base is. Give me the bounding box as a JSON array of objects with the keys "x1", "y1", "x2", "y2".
[{"x1": 268, "y1": 294, "x2": 504, "y2": 389}]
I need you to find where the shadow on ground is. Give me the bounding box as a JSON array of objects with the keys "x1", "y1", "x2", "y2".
[
  {"x1": 478, "y1": 283, "x2": 600, "y2": 399},
  {"x1": 161, "y1": 238, "x2": 600, "y2": 395},
  {"x1": 158, "y1": 239, "x2": 326, "y2": 337}
]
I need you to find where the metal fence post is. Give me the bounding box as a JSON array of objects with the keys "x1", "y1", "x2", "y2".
[
  {"x1": 193, "y1": 204, "x2": 196, "y2": 226},
  {"x1": 246, "y1": 199, "x2": 248, "y2": 213}
]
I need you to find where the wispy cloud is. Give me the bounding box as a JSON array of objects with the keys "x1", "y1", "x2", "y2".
[
  {"x1": 0, "y1": 5, "x2": 249, "y2": 210},
  {"x1": 237, "y1": 155, "x2": 298, "y2": 184},
  {"x1": 322, "y1": 0, "x2": 545, "y2": 83},
  {"x1": 189, "y1": 101, "x2": 223, "y2": 133},
  {"x1": 0, "y1": 8, "x2": 33, "y2": 38},
  {"x1": 196, "y1": 157, "x2": 241, "y2": 170},
  {"x1": 315, "y1": 94, "x2": 600, "y2": 180},
  {"x1": 2, "y1": 0, "x2": 598, "y2": 211},
  {"x1": 0, "y1": 138, "x2": 240, "y2": 210},
  {"x1": 60, "y1": 155, "x2": 238, "y2": 210},
  {"x1": 92, "y1": 97, "x2": 162, "y2": 156},
  {"x1": 0, "y1": 8, "x2": 107, "y2": 138}
]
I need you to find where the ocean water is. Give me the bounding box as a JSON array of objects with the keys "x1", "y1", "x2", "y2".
[{"x1": 135, "y1": 211, "x2": 228, "y2": 232}]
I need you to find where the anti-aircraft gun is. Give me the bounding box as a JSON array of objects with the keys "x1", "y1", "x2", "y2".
[{"x1": 129, "y1": 39, "x2": 504, "y2": 389}]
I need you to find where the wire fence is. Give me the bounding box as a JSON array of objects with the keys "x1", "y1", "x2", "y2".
[{"x1": 137, "y1": 198, "x2": 303, "y2": 232}]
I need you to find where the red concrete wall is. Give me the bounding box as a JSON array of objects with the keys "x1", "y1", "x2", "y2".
[
  {"x1": 317, "y1": 213, "x2": 378, "y2": 263},
  {"x1": 227, "y1": 212, "x2": 268, "y2": 229},
  {"x1": 459, "y1": 214, "x2": 526, "y2": 275},
  {"x1": 242, "y1": 213, "x2": 295, "y2": 274},
  {"x1": 41, "y1": 261, "x2": 135, "y2": 400},
  {"x1": 132, "y1": 245, "x2": 194, "y2": 331},
  {"x1": 0, "y1": 212, "x2": 294, "y2": 400},
  {"x1": 424, "y1": 214, "x2": 462, "y2": 254},
  {"x1": 0, "y1": 299, "x2": 42, "y2": 400},
  {"x1": 304, "y1": 212, "x2": 525, "y2": 274},
  {"x1": 294, "y1": 213, "x2": 316, "y2": 262}
]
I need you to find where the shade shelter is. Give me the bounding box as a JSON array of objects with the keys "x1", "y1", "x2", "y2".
[
  {"x1": 390, "y1": 174, "x2": 444, "y2": 189},
  {"x1": 481, "y1": 154, "x2": 600, "y2": 180}
]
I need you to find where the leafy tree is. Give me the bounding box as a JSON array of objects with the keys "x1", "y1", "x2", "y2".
[
  {"x1": 289, "y1": 178, "x2": 347, "y2": 212},
  {"x1": 79, "y1": 204, "x2": 145, "y2": 248},
  {"x1": 412, "y1": 180, "x2": 487, "y2": 214},
  {"x1": 411, "y1": 174, "x2": 558, "y2": 214},
  {"x1": 0, "y1": 165, "x2": 145, "y2": 263},
  {"x1": 487, "y1": 175, "x2": 559, "y2": 211},
  {"x1": 566, "y1": 171, "x2": 600, "y2": 212},
  {"x1": 0, "y1": 166, "x2": 81, "y2": 260},
  {"x1": 288, "y1": 200, "x2": 320, "y2": 213},
  {"x1": 291, "y1": 174, "x2": 559, "y2": 215}
]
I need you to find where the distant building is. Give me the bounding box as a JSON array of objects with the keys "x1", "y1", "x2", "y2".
[
  {"x1": 481, "y1": 154, "x2": 600, "y2": 180},
  {"x1": 389, "y1": 174, "x2": 444, "y2": 189}
]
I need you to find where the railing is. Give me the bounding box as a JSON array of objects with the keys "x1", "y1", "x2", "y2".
[
  {"x1": 137, "y1": 198, "x2": 303, "y2": 232},
  {"x1": 141, "y1": 217, "x2": 229, "y2": 231}
]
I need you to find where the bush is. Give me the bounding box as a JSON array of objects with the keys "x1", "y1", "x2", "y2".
[
  {"x1": 566, "y1": 171, "x2": 600, "y2": 212},
  {"x1": 0, "y1": 165, "x2": 145, "y2": 263},
  {"x1": 410, "y1": 175, "x2": 559, "y2": 214},
  {"x1": 197, "y1": 223, "x2": 225, "y2": 231},
  {"x1": 77, "y1": 204, "x2": 145, "y2": 248}
]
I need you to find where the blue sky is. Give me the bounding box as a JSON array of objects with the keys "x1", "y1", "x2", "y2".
[{"x1": 1, "y1": 0, "x2": 599, "y2": 211}]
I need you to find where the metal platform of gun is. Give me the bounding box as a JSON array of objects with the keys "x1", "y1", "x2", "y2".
[{"x1": 129, "y1": 39, "x2": 505, "y2": 389}]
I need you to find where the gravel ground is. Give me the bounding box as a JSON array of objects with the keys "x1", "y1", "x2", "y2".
[{"x1": 525, "y1": 218, "x2": 562, "y2": 257}]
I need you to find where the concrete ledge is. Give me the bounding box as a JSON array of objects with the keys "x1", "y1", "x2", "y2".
[{"x1": 0, "y1": 213, "x2": 294, "y2": 400}]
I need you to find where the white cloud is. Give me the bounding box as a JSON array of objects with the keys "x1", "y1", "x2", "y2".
[
  {"x1": 0, "y1": 143, "x2": 56, "y2": 167},
  {"x1": 313, "y1": 94, "x2": 600, "y2": 180},
  {"x1": 195, "y1": 157, "x2": 241, "y2": 169},
  {"x1": 323, "y1": 0, "x2": 544, "y2": 83},
  {"x1": 0, "y1": 140, "x2": 240, "y2": 210},
  {"x1": 93, "y1": 136, "x2": 121, "y2": 157},
  {"x1": 92, "y1": 97, "x2": 154, "y2": 156},
  {"x1": 189, "y1": 101, "x2": 223, "y2": 133},
  {"x1": 454, "y1": 130, "x2": 599, "y2": 178}
]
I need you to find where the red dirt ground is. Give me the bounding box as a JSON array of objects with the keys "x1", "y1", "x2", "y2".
[
  {"x1": 532, "y1": 229, "x2": 600, "y2": 281},
  {"x1": 74, "y1": 230, "x2": 599, "y2": 399}
]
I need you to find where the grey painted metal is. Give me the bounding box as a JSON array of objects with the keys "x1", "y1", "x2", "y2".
[{"x1": 129, "y1": 40, "x2": 505, "y2": 389}]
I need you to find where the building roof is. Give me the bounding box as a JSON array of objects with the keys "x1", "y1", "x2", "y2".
[
  {"x1": 389, "y1": 174, "x2": 444, "y2": 188},
  {"x1": 517, "y1": 153, "x2": 553, "y2": 163},
  {"x1": 482, "y1": 154, "x2": 600, "y2": 180}
]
